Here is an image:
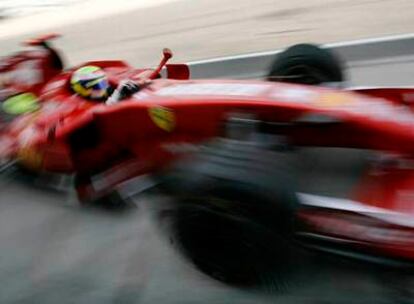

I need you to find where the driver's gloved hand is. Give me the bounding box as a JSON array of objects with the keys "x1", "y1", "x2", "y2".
[
  {"x1": 118, "y1": 80, "x2": 141, "y2": 99},
  {"x1": 106, "y1": 79, "x2": 141, "y2": 105}
]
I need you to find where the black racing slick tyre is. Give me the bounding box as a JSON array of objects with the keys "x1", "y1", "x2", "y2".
[
  {"x1": 267, "y1": 43, "x2": 345, "y2": 86},
  {"x1": 159, "y1": 139, "x2": 299, "y2": 287}
]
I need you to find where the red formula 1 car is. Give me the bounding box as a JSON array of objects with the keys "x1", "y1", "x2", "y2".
[{"x1": 1, "y1": 37, "x2": 414, "y2": 285}]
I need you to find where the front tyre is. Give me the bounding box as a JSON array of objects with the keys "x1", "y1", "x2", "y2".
[{"x1": 159, "y1": 139, "x2": 299, "y2": 287}]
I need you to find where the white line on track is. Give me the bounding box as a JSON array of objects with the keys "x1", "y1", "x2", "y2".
[{"x1": 187, "y1": 33, "x2": 414, "y2": 65}]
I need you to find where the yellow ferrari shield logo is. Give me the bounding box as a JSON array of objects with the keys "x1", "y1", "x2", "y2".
[{"x1": 148, "y1": 106, "x2": 175, "y2": 132}]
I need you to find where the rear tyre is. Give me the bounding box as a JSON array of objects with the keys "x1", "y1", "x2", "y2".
[{"x1": 267, "y1": 43, "x2": 345, "y2": 86}]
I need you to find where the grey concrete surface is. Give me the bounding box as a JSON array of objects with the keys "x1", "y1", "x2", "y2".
[
  {"x1": 0, "y1": 175, "x2": 269, "y2": 304},
  {"x1": 349, "y1": 55, "x2": 414, "y2": 86}
]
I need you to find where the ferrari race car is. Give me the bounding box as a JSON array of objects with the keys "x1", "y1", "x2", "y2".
[{"x1": 1, "y1": 35, "x2": 414, "y2": 286}]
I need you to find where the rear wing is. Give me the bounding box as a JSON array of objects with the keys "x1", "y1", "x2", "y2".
[{"x1": 0, "y1": 33, "x2": 64, "y2": 100}]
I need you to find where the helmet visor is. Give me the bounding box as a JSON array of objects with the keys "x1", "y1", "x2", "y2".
[{"x1": 83, "y1": 77, "x2": 109, "y2": 99}]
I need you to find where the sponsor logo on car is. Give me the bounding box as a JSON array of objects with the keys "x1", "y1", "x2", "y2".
[
  {"x1": 2, "y1": 93, "x2": 40, "y2": 115},
  {"x1": 148, "y1": 106, "x2": 175, "y2": 132}
]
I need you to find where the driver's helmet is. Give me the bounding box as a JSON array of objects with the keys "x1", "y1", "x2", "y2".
[{"x1": 70, "y1": 66, "x2": 109, "y2": 100}]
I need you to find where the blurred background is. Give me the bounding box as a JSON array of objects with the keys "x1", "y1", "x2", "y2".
[{"x1": 1, "y1": 0, "x2": 414, "y2": 64}]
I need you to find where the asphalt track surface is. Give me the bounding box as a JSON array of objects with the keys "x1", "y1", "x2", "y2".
[{"x1": 1, "y1": 52, "x2": 414, "y2": 304}]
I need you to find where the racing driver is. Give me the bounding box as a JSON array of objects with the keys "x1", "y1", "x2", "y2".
[{"x1": 70, "y1": 65, "x2": 148, "y2": 105}]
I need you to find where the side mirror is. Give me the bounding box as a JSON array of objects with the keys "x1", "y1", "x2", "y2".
[
  {"x1": 149, "y1": 48, "x2": 174, "y2": 80},
  {"x1": 163, "y1": 48, "x2": 173, "y2": 60}
]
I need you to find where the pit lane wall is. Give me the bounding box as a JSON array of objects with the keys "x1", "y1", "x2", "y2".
[{"x1": 186, "y1": 33, "x2": 414, "y2": 80}]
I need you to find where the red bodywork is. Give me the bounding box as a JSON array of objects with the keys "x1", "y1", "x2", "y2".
[
  {"x1": 1, "y1": 39, "x2": 414, "y2": 265},
  {"x1": 0, "y1": 49, "x2": 61, "y2": 99}
]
